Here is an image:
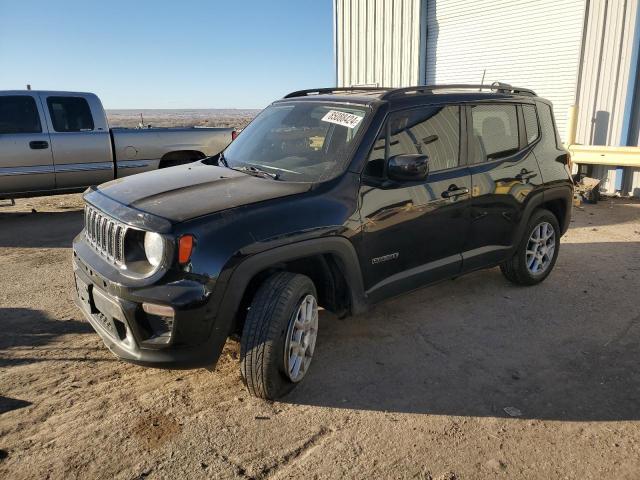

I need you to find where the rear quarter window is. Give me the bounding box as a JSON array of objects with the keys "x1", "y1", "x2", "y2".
[
  {"x1": 523, "y1": 104, "x2": 540, "y2": 144},
  {"x1": 538, "y1": 103, "x2": 562, "y2": 150},
  {"x1": 0, "y1": 96, "x2": 42, "y2": 134}
]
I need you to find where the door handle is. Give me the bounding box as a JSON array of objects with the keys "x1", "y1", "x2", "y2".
[
  {"x1": 442, "y1": 185, "x2": 469, "y2": 199},
  {"x1": 472, "y1": 211, "x2": 488, "y2": 221},
  {"x1": 29, "y1": 141, "x2": 49, "y2": 150},
  {"x1": 516, "y1": 169, "x2": 537, "y2": 181}
]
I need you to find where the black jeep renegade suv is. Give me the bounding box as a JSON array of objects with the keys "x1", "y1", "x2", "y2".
[{"x1": 73, "y1": 84, "x2": 573, "y2": 399}]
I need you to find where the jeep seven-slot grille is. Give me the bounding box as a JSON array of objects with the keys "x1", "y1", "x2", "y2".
[{"x1": 84, "y1": 205, "x2": 127, "y2": 265}]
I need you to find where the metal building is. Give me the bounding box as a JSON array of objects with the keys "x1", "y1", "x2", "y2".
[{"x1": 334, "y1": 0, "x2": 640, "y2": 195}]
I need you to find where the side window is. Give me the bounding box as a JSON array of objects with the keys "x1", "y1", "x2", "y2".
[
  {"x1": 0, "y1": 96, "x2": 42, "y2": 134},
  {"x1": 523, "y1": 105, "x2": 539, "y2": 144},
  {"x1": 538, "y1": 103, "x2": 562, "y2": 149},
  {"x1": 47, "y1": 96, "x2": 94, "y2": 132},
  {"x1": 470, "y1": 104, "x2": 519, "y2": 162},
  {"x1": 365, "y1": 105, "x2": 460, "y2": 176}
]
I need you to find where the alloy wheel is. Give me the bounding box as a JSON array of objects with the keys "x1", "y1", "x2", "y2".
[
  {"x1": 526, "y1": 221, "x2": 556, "y2": 275},
  {"x1": 284, "y1": 294, "x2": 318, "y2": 382}
]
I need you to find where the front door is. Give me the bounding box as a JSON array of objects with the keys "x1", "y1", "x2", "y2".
[
  {"x1": 358, "y1": 105, "x2": 472, "y2": 303},
  {"x1": 0, "y1": 93, "x2": 55, "y2": 196}
]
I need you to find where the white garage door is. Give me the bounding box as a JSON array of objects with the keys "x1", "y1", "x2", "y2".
[{"x1": 426, "y1": 0, "x2": 586, "y2": 141}]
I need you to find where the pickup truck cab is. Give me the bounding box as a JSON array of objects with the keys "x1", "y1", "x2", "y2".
[
  {"x1": 72, "y1": 84, "x2": 573, "y2": 399},
  {"x1": 0, "y1": 91, "x2": 235, "y2": 199}
]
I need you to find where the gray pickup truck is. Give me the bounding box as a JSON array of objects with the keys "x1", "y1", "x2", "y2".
[{"x1": 0, "y1": 90, "x2": 236, "y2": 199}]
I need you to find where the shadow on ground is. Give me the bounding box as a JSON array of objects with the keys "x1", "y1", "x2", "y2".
[
  {"x1": 0, "y1": 210, "x2": 83, "y2": 248},
  {"x1": 0, "y1": 308, "x2": 92, "y2": 351},
  {"x1": 0, "y1": 396, "x2": 31, "y2": 415},
  {"x1": 286, "y1": 241, "x2": 640, "y2": 422},
  {"x1": 0, "y1": 308, "x2": 94, "y2": 367}
]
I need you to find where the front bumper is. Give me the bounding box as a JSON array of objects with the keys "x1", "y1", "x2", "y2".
[{"x1": 72, "y1": 235, "x2": 227, "y2": 369}]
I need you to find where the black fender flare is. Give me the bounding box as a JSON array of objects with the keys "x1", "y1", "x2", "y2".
[
  {"x1": 512, "y1": 185, "x2": 573, "y2": 252},
  {"x1": 543, "y1": 185, "x2": 573, "y2": 234},
  {"x1": 204, "y1": 236, "x2": 367, "y2": 366}
]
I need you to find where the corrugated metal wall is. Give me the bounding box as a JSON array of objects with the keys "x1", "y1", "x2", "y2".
[
  {"x1": 424, "y1": 0, "x2": 586, "y2": 142},
  {"x1": 630, "y1": 64, "x2": 640, "y2": 145},
  {"x1": 627, "y1": 64, "x2": 640, "y2": 195},
  {"x1": 334, "y1": 0, "x2": 425, "y2": 87},
  {"x1": 575, "y1": 0, "x2": 639, "y2": 194},
  {"x1": 576, "y1": 0, "x2": 638, "y2": 146}
]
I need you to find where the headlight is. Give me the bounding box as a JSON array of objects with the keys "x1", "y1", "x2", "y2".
[{"x1": 144, "y1": 232, "x2": 164, "y2": 267}]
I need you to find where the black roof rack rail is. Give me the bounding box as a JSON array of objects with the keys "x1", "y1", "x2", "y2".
[
  {"x1": 283, "y1": 83, "x2": 537, "y2": 100},
  {"x1": 283, "y1": 86, "x2": 388, "y2": 98},
  {"x1": 381, "y1": 82, "x2": 537, "y2": 99}
]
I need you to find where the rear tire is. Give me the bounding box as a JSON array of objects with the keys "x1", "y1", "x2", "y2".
[
  {"x1": 240, "y1": 272, "x2": 318, "y2": 400},
  {"x1": 500, "y1": 208, "x2": 560, "y2": 286}
]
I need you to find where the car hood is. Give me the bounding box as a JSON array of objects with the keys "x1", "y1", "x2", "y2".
[{"x1": 95, "y1": 162, "x2": 312, "y2": 223}]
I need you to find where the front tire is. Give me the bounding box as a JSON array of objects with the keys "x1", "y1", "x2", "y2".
[
  {"x1": 240, "y1": 272, "x2": 318, "y2": 400},
  {"x1": 500, "y1": 208, "x2": 560, "y2": 286}
]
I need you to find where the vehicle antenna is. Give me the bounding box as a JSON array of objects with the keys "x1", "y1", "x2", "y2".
[
  {"x1": 26, "y1": 84, "x2": 31, "y2": 90},
  {"x1": 479, "y1": 70, "x2": 486, "y2": 91}
]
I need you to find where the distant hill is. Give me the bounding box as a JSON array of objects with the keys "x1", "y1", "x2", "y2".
[{"x1": 106, "y1": 109, "x2": 260, "y2": 129}]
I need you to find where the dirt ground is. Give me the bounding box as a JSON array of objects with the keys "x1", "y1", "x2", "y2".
[{"x1": 1, "y1": 194, "x2": 639, "y2": 479}]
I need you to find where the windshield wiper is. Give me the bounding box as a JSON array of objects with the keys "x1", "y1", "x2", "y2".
[
  {"x1": 233, "y1": 164, "x2": 280, "y2": 180},
  {"x1": 217, "y1": 156, "x2": 281, "y2": 180}
]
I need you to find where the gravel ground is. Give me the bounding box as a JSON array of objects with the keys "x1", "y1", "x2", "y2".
[{"x1": 1, "y1": 194, "x2": 639, "y2": 479}]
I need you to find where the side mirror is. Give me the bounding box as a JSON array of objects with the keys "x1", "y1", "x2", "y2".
[{"x1": 387, "y1": 154, "x2": 429, "y2": 182}]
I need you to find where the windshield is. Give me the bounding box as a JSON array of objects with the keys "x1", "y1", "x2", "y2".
[{"x1": 222, "y1": 101, "x2": 369, "y2": 182}]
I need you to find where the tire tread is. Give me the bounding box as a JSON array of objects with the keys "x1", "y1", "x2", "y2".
[
  {"x1": 240, "y1": 272, "x2": 315, "y2": 399},
  {"x1": 500, "y1": 208, "x2": 560, "y2": 286}
]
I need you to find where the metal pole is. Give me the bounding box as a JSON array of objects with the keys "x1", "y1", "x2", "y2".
[{"x1": 567, "y1": 104, "x2": 579, "y2": 146}]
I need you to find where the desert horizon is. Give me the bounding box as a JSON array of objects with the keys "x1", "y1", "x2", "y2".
[{"x1": 106, "y1": 108, "x2": 260, "y2": 129}]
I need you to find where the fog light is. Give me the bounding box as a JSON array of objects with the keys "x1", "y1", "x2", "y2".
[
  {"x1": 142, "y1": 303, "x2": 174, "y2": 317},
  {"x1": 141, "y1": 303, "x2": 175, "y2": 346}
]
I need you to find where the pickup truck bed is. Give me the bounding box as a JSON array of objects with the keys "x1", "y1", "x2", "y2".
[{"x1": 0, "y1": 90, "x2": 235, "y2": 199}]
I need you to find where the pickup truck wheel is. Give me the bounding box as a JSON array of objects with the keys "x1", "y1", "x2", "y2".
[
  {"x1": 240, "y1": 272, "x2": 318, "y2": 400},
  {"x1": 500, "y1": 208, "x2": 560, "y2": 286}
]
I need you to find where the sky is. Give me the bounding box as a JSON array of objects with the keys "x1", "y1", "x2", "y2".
[{"x1": 0, "y1": 0, "x2": 334, "y2": 109}]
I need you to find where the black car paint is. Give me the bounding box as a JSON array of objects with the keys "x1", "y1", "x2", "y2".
[
  {"x1": 73, "y1": 90, "x2": 573, "y2": 369},
  {"x1": 93, "y1": 161, "x2": 312, "y2": 223}
]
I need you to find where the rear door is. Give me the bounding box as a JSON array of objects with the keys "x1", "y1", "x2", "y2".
[
  {"x1": 359, "y1": 104, "x2": 472, "y2": 302},
  {"x1": 464, "y1": 102, "x2": 544, "y2": 270},
  {"x1": 41, "y1": 93, "x2": 113, "y2": 189},
  {"x1": 0, "y1": 93, "x2": 55, "y2": 196}
]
